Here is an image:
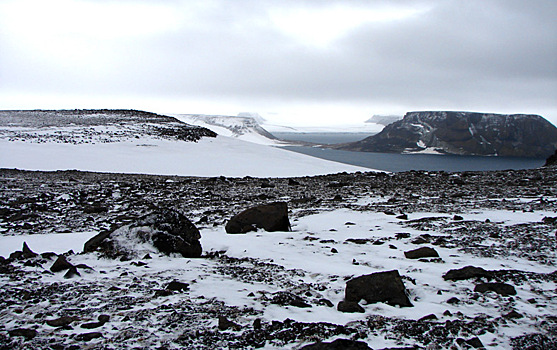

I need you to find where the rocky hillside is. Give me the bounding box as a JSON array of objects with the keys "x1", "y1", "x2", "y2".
[
  {"x1": 0, "y1": 109, "x2": 217, "y2": 143},
  {"x1": 338, "y1": 111, "x2": 557, "y2": 158}
]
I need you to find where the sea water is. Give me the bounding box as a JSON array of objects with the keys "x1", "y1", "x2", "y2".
[{"x1": 274, "y1": 132, "x2": 545, "y2": 172}]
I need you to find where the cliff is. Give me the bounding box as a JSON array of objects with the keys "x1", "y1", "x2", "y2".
[{"x1": 338, "y1": 111, "x2": 557, "y2": 158}]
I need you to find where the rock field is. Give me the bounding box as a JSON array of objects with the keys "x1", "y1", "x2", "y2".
[{"x1": 1, "y1": 166, "x2": 556, "y2": 349}]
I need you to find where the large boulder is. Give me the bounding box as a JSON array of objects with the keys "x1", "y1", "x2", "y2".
[
  {"x1": 225, "y1": 202, "x2": 291, "y2": 234},
  {"x1": 443, "y1": 266, "x2": 492, "y2": 281},
  {"x1": 84, "y1": 208, "x2": 201, "y2": 259},
  {"x1": 344, "y1": 270, "x2": 413, "y2": 308}
]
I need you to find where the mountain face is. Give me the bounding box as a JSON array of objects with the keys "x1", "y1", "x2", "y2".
[{"x1": 340, "y1": 111, "x2": 557, "y2": 158}]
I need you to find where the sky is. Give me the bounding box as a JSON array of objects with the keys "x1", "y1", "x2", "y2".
[{"x1": 0, "y1": 0, "x2": 556, "y2": 126}]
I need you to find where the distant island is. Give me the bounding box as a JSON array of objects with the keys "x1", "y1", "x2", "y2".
[{"x1": 337, "y1": 111, "x2": 557, "y2": 158}]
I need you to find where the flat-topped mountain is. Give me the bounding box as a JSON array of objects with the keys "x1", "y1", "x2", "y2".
[{"x1": 338, "y1": 111, "x2": 557, "y2": 158}]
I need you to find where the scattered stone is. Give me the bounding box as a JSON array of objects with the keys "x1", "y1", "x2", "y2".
[
  {"x1": 318, "y1": 299, "x2": 334, "y2": 307},
  {"x1": 225, "y1": 202, "x2": 291, "y2": 234},
  {"x1": 446, "y1": 297, "x2": 460, "y2": 304},
  {"x1": 50, "y1": 255, "x2": 74, "y2": 272},
  {"x1": 22, "y1": 242, "x2": 38, "y2": 259},
  {"x1": 474, "y1": 282, "x2": 517, "y2": 296},
  {"x1": 466, "y1": 337, "x2": 484, "y2": 348},
  {"x1": 331, "y1": 248, "x2": 338, "y2": 253},
  {"x1": 404, "y1": 247, "x2": 439, "y2": 259},
  {"x1": 84, "y1": 208, "x2": 202, "y2": 258},
  {"x1": 453, "y1": 215, "x2": 464, "y2": 221},
  {"x1": 301, "y1": 338, "x2": 372, "y2": 349},
  {"x1": 253, "y1": 318, "x2": 262, "y2": 330},
  {"x1": 443, "y1": 266, "x2": 492, "y2": 281},
  {"x1": 337, "y1": 300, "x2": 365, "y2": 313},
  {"x1": 8, "y1": 328, "x2": 37, "y2": 339},
  {"x1": 396, "y1": 214, "x2": 408, "y2": 220},
  {"x1": 504, "y1": 310, "x2": 524, "y2": 319},
  {"x1": 166, "y1": 280, "x2": 190, "y2": 291},
  {"x1": 46, "y1": 316, "x2": 78, "y2": 327},
  {"x1": 418, "y1": 314, "x2": 438, "y2": 322},
  {"x1": 75, "y1": 332, "x2": 102, "y2": 341},
  {"x1": 395, "y1": 232, "x2": 411, "y2": 239},
  {"x1": 218, "y1": 315, "x2": 241, "y2": 331},
  {"x1": 345, "y1": 270, "x2": 413, "y2": 308},
  {"x1": 271, "y1": 291, "x2": 311, "y2": 308},
  {"x1": 63, "y1": 266, "x2": 81, "y2": 279}
]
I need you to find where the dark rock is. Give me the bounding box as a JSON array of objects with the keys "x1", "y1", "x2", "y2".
[
  {"x1": 395, "y1": 232, "x2": 411, "y2": 239},
  {"x1": 46, "y1": 316, "x2": 78, "y2": 327},
  {"x1": 396, "y1": 214, "x2": 408, "y2": 220},
  {"x1": 84, "y1": 208, "x2": 202, "y2": 259},
  {"x1": 166, "y1": 280, "x2": 190, "y2": 291},
  {"x1": 75, "y1": 332, "x2": 102, "y2": 341},
  {"x1": 271, "y1": 291, "x2": 311, "y2": 308},
  {"x1": 9, "y1": 251, "x2": 24, "y2": 260},
  {"x1": 466, "y1": 337, "x2": 484, "y2": 348},
  {"x1": 443, "y1": 266, "x2": 492, "y2": 281},
  {"x1": 318, "y1": 298, "x2": 334, "y2": 307},
  {"x1": 474, "y1": 282, "x2": 517, "y2": 296},
  {"x1": 50, "y1": 255, "x2": 74, "y2": 272},
  {"x1": 345, "y1": 238, "x2": 372, "y2": 244},
  {"x1": 337, "y1": 300, "x2": 365, "y2": 313},
  {"x1": 8, "y1": 328, "x2": 37, "y2": 339},
  {"x1": 331, "y1": 248, "x2": 338, "y2": 253},
  {"x1": 40, "y1": 252, "x2": 58, "y2": 259},
  {"x1": 345, "y1": 270, "x2": 413, "y2": 307},
  {"x1": 63, "y1": 266, "x2": 81, "y2": 279},
  {"x1": 225, "y1": 202, "x2": 291, "y2": 234},
  {"x1": 22, "y1": 242, "x2": 38, "y2": 259},
  {"x1": 504, "y1": 310, "x2": 524, "y2": 319},
  {"x1": 218, "y1": 315, "x2": 241, "y2": 331},
  {"x1": 404, "y1": 247, "x2": 439, "y2": 259},
  {"x1": 301, "y1": 338, "x2": 372, "y2": 349},
  {"x1": 446, "y1": 297, "x2": 460, "y2": 304},
  {"x1": 453, "y1": 215, "x2": 464, "y2": 221},
  {"x1": 81, "y1": 314, "x2": 110, "y2": 329},
  {"x1": 253, "y1": 318, "x2": 262, "y2": 330},
  {"x1": 418, "y1": 314, "x2": 438, "y2": 322}
]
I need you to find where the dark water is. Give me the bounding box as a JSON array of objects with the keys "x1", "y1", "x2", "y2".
[
  {"x1": 274, "y1": 132, "x2": 545, "y2": 172},
  {"x1": 282, "y1": 146, "x2": 544, "y2": 172},
  {"x1": 273, "y1": 132, "x2": 372, "y2": 144}
]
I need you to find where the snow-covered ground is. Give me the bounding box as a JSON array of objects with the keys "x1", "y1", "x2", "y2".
[
  {"x1": 0, "y1": 136, "x2": 369, "y2": 177},
  {"x1": 0, "y1": 110, "x2": 372, "y2": 177},
  {"x1": 1, "y1": 207, "x2": 555, "y2": 349}
]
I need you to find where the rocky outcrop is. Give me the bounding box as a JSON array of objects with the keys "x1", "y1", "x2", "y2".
[
  {"x1": 225, "y1": 202, "x2": 291, "y2": 234},
  {"x1": 84, "y1": 208, "x2": 201, "y2": 259},
  {"x1": 339, "y1": 111, "x2": 557, "y2": 158}
]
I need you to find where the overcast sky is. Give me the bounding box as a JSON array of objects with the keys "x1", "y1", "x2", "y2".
[{"x1": 0, "y1": 0, "x2": 556, "y2": 126}]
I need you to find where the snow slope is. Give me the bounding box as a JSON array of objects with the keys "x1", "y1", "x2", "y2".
[
  {"x1": 0, "y1": 110, "x2": 372, "y2": 177},
  {"x1": 173, "y1": 114, "x2": 284, "y2": 146},
  {"x1": 0, "y1": 135, "x2": 369, "y2": 177}
]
